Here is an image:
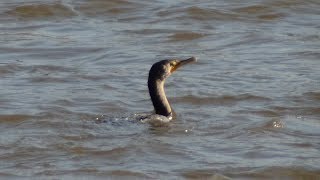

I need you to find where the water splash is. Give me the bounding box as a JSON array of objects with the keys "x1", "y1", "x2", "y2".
[{"x1": 136, "y1": 113, "x2": 172, "y2": 127}]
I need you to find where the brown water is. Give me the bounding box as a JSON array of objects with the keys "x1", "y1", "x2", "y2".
[{"x1": 1, "y1": 0, "x2": 320, "y2": 179}]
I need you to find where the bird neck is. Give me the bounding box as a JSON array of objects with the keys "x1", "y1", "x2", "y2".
[{"x1": 148, "y1": 78, "x2": 172, "y2": 117}]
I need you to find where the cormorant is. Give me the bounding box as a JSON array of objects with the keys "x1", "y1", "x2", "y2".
[{"x1": 148, "y1": 57, "x2": 197, "y2": 120}]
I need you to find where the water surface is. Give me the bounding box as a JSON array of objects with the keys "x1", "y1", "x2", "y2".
[{"x1": 0, "y1": 0, "x2": 320, "y2": 179}]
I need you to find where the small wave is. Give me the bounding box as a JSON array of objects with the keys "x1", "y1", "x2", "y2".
[
  {"x1": 235, "y1": 109, "x2": 279, "y2": 117},
  {"x1": 232, "y1": 4, "x2": 285, "y2": 21},
  {"x1": 268, "y1": 0, "x2": 305, "y2": 8},
  {"x1": 0, "y1": 63, "x2": 74, "y2": 77},
  {"x1": 273, "y1": 92, "x2": 320, "y2": 117},
  {"x1": 271, "y1": 106, "x2": 320, "y2": 116},
  {"x1": 29, "y1": 76, "x2": 72, "y2": 83},
  {"x1": 234, "y1": 166, "x2": 320, "y2": 179},
  {"x1": 107, "y1": 170, "x2": 150, "y2": 178},
  {"x1": 181, "y1": 169, "x2": 231, "y2": 180},
  {"x1": 5, "y1": 3, "x2": 75, "y2": 20},
  {"x1": 29, "y1": 65, "x2": 75, "y2": 73},
  {"x1": 186, "y1": 6, "x2": 237, "y2": 21},
  {"x1": 0, "y1": 63, "x2": 77, "y2": 84},
  {"x1": 68, "y1": 146, "x2": 128, "y2": 158},
  {"x1": 284, "y1": 142, "x2": 313, "y2": 148},
  {"x1": 168, "y1": 32, "x2": 206, "y2": 41},
  {"x1": 125, "y1": 28, "x2": 179, "y2": 35},
  {"x1": 74, "y1": 0, "x2": 141, "y2": 17},
  {"x1": 172, "y1": 94, "x2": 271, "y2": 106},
  {"x1": 0, "y1": 114, "x2": 32, "y2": 123},
  {"x1": 36, "y1": 169, "x2": 150, "y2": 179},
  {"x1": 0, "y1": 63, "x2": 23, "y2": 76},
  {"x1": 257, "y1": 13, "x2": 285, "y2": 20},
  {"x1": 304, "y1": 91, "x2": 320, "y2": 101},
  {"x1": 233, "y1": 5, "x2": 271, "y2": 14},
  {"x1": 157, "y1": 6, "x2": 238, "y2": 21},
  {"x1": 291, "y1": 51, "x2": 320, "y2": 60}
]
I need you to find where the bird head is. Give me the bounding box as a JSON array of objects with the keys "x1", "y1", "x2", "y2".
[{"x1": 149, "y1": 57, "x2": 197, "y2": 81}]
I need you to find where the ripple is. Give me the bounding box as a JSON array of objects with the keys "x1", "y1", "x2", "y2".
[
  {"x1": 181, "y1": 169, "x2": 231, "y2": 180},
  {"x1": 168, "y1": 32, "x2": 206, "y2": 41},
  {"x1": 157, "y1": 6, "x2": 238, "y2": 21},
  {"x1": 268, "y1": 0, "x2": 305, "y2": 8},
  {"x1": 235, "y1": 109, "x2": 279, "y2": 117},
  {"x1": 292, "y1": 51, "x2": 320, "y2": 60},
  {"x1": 232, "y1": 4, "x2": 286, "y2": 21},
  {"x1": 0, "y1": 114, "x2": 32, "y2": 124},
  {"x1": 29, "y1": 76, "x2": 72, "y2": 83},
  {"x1": 107, "y1": 170, "x2": 150, "y2": 178},
  {"x1": 231, "y1": 166, "x2": 320, "y2": 179},
  {"x1": 271, "y1": 106, "x2": 320, "y2": 116},
  {"x1": 233, "y1": 5, "x2": 271, "y2": 14},
  {"x1": 125, "y1": 28, "x2": 179, "y2": 35},
  {"x1": 0, "y1": 63, "x2": 76, "y2": 79},
  {"x1": 284, "y1": 142, "x2": 314, "y2": 148},
  {"x1": 68, "y1": 146, "x2": 129, "y2": 159},
  {"x1": 0, "y1": 63, "x2": 23, "y2": 76},
  {"x1": 304, "y1": 91, "x2": 320, "y2": 101},
  {"x1": 74, "y1": 0, "x2": 142, "y2": 17},
  {"x1": 29, "y1": 65, "x2": 75, "y2": 73},
  {"x1": 172, "y1": 94, "x2": 271, "y2": 106},
  {"x1": 258, "y1": 13, "x2": 285, "y2": 20},
  {"x1": 36, "y1": 169, "x2": 150, "y2": 179},
  {"x1": 5, "y1": 3, "x2": 75, "y2": 20},
  {"x1": 186, "y1": 6, "x2": 237, "y2": 21}
]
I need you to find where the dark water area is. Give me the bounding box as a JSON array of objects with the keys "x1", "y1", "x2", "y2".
[{"x1": 1, "y1": 0, "x2": 320, "y2": 179}]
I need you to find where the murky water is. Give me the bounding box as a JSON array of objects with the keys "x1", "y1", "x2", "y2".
[{"x1": 1, "y1": 0, "x2": 320, "y2": 179}]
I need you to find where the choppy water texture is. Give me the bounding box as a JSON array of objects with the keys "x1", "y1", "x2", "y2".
[{"x1": 1, "y1": 0, "x2": 320, "y2": 179}]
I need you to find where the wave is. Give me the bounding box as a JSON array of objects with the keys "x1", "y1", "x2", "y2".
[
  {"x1": 235, "y1": 109, "x2": 279, "y2": 117},
  {"x1": 229, "y1": 166, "x2": 320, "y2": 179},
  {"x1": 73, "y1": 0, "x2": 142, "y2": 17},
  {"x1": 171, "y1": 94, "x2": 271, "y2": 106},
  {"x1": 232, "y1": 5, "x2": 285, "y2": 21},
  {"x1": 5, "y1": 3, "x2": 76, "y2": 20},
  {"x1": 0, "y1": 63, "x2": 76, "y2": 83},
  {"x1": 168, "y1": 32, "x2": 207, "y2": 41},
  {"x1": 186, "y1": 6, "x2": 238, "y2": 21},
  {"x1": 0, "y1": 114, "x2": 33, "y2": 123},
  {"x1": 157, "y1": 6, "x2": 238, "y2": 22},
  {"x1": 304, "y1": 91, "x2": 320, "y2": 100}
]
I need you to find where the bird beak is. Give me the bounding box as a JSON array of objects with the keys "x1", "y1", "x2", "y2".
[{"x1": 171, "y1": 57, "x2": 197, "y2": 73}]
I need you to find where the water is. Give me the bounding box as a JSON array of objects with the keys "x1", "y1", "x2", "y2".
[{"x1": 0, "y1": 0, "x2": 320, "y2": 179}]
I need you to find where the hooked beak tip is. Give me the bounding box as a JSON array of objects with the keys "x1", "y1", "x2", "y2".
[
  {"x1": 179, "y1": 56, "x2": 197, "y2": 65},
  {"x1": 185, "y1": 56, "x2": 197, "y2": 63}
]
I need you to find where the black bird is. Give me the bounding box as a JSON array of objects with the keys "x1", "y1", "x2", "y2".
[{"x1": 148, "y1": 57, "x2": 197, "y2": 120}]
